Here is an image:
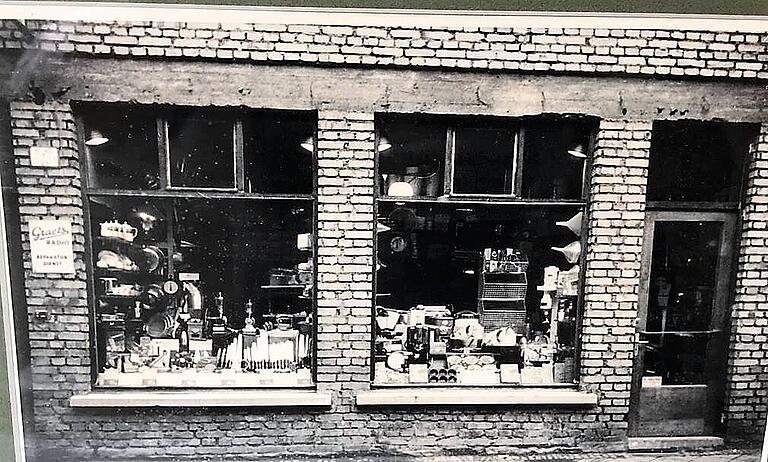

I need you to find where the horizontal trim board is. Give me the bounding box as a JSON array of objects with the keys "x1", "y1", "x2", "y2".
[
  {"x1": 69, "y1": 390, "x2": 333, "y2": 408},
  {"x1": 3, "y1": 3, "x2": 768, "y2": 33},
  {"x1": 356, "y1": 387, "x2": 598, "y2": 406}
]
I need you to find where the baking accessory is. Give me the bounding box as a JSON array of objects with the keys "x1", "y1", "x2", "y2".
[
  {"x1": 556, "y1": 212, "x2": 583, "y2": 237},
  {"x1": 137, "y1": 245, "x2": 164, "y2": 273},
  {"x1": 387, "y1": 207, "x2": 417, "y2": 231},
  {"x1": 146, "y1": 310, "x2": 176, "y2": 338},
  {"x1": 552, "y1": 241, "x2": 581, "y2": 264},
  {"x1": 99, "y1": 277, "x2": 117, "y2": 293},
  {"x1": 387, "y1": 182, "x2": 414, "y2": 197},
  {"x1": 419, "y1": 171, "x2": 440, "y2": 197}
]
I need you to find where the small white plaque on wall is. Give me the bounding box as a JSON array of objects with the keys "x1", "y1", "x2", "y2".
[
  {"x1": 29, "y1": 219, "x2": 75, "y2": 274},
  {"x1": 29, "y1": 146, "x2": 59, "y2": 167}
]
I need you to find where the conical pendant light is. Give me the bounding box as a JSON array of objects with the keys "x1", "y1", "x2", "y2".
[
  {"x1": 552, "y1": 241, "x2": 581, "y2": 264},
  {"x1": 556, "y1": 211, "x2": 583, "y2": 237},
  {"x1": 85, "y1": 129, "x2": 109, "y2": 146}
]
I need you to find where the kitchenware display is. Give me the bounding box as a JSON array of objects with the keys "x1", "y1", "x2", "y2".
[
  {"x1": 136, "y1": 245, "x2": 164, "y2": 273},
  {"x1": 96, "y1": 250, "x2": 139, "y2": 272},
  {"x1": 387, "y1": 207, "x2": 417, "y2": 231},
  {"x1": 109, "y1": 284, "x2": 141, "y2": 297},
  {"x1": 523, "y1": 335, "x2": 555, "y2": 364},
  {"x1": 402, "y1": 167, "x2": 422, "y2": 196},
  {"x1": 556, "y1": 212, "x2": 583, "y2": 237},
  {"x1": 100, "y1": 221, "x2": 139, "y2": 242},
  {"x1": 452, "y1": 311, "x2": 484, "y2": 348},
  {"x1": 386, "y1": 351, "x2": 407, "y2": 372},
  {"x1": 142, "y1": 284, "x2": 165, "y2": 307},
  {"x1": 163, "y1": 280, "x2": 180, "y2": 295},
  {"x1": 406, "y1": 326, "x2": 428, "y2": 362},
  {"x1": 389, "y1": 235, "x2": 408, "y2": 253},
  {"x1": 419, "y1": 171, "x2": 441, "y2": 197},
  {"x1": 387, "y1": 182, "x2": 414, "y2": 197},
  {"x1": 557, "y1": 265, "x2": 580, "y2": 297},
  {"x1": 269, "y1": 268, "x2": 296, "y2": 286},
  {"x1": 99, "y1": 277, "x2": 118, "y2": 293},
  {"x1": 483, "y1": 326, "x2": 518, "y2": 347},
  {"x1": 146, "y1": 310, "x2": 176, "y2": 338},
  {"x1": 551, "y1": 241, "x2": 582, "y2": 264}
]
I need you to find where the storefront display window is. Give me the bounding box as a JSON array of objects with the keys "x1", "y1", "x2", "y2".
[
  {"x1": 79, "y1": 103, "x2": 317, "y2": 388},
  {"x1": 374, "y1": 114, "x2": 595, "y2": 387}
]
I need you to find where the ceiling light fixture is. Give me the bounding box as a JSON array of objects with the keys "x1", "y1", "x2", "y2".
[
  {"x1": 85, "y1": 129, "x2": 109, "y2": 146},
  {"x1": 567, "y1": 143, "x2": 587, "y2": 159}
]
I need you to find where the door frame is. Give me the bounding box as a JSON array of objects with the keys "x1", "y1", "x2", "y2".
[{"x1": 628, "y1": 210, "x2": 738, "y2": 437}]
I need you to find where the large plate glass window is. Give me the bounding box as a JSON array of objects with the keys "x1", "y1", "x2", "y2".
[
  {"x1": 373, "y1": 114, "x2": 596, "y2": 387},
  {"x1": 78, "y1": 103, "x2": 317, "y2": 388}
]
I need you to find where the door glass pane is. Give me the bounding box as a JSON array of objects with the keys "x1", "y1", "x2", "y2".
[{"x1": 644, "y1": 220, "x2": 722, "y2": 385}]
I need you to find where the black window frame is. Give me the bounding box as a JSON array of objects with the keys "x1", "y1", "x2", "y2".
[
  {"x1": 74, "y1": 101, "x2": 319, "y2": 388},
  {"x1": 372, "y1": 112, "x2": 598, "y2": 388}
]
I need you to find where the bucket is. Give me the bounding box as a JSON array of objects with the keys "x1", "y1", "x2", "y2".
[{"x1": 419, "y1": 171, "x2": 441, "y2": 197}]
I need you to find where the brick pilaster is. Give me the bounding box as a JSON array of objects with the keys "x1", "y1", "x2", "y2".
[
  {"x1": 579, "y1": 120, "x2": 652, "y2": 437},
  {"x1": 315, "y1": 110, "x2": 376, "y2": 410},
  {"x1": 10, "y1": 101, "x2": 90, "y2": 438},
  {"x1": 726, "y1": 123, "x2": 768, "y2": 439}
]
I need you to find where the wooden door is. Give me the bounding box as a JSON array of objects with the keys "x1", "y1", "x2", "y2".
[{"x1": 629, "y1": 211, "x2": 737, "y2": 437}]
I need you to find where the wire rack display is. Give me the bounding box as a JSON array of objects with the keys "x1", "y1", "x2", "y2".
[{"x1": 478, "y1": 248, "x2": 529, "y2": 333}]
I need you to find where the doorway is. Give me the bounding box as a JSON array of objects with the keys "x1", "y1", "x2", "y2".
[{"x1": 629, "y1": 211, "x2": 737, "y2": 437}]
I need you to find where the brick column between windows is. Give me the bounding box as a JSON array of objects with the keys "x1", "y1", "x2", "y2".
[
  {"x1": 726, "y1": 123, "x2": 768, "y2": 440},
  {"x1": 579, "y1": 119, "x2": 652, "y2": 436},
  {"x1": 10, "y1": 101, "x2": 90, "y2": 434},
  {"x1": 315, "y1": 110, "x2": 376, "y2": 409}
]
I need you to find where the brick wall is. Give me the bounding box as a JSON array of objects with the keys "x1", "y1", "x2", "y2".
[
  {"x1": 315, "y1": 110, "x2": 376, "y2": 408},
  {"x1": 2, "y1": 14, "x2": 768, "y2": 460},
  {"x1": 580, "y1": 120, "x2": 652, "y2": 439},
  {"x1": 7, "y1": 100, "x2": 636, "y2": 461},
  {"x1": 9, "y1": 101, "x2": 91, "y2": 442},
  {"x1": 726, "y1": 123, "x2": 768, "y2": 438},
  {"x1": 1, "y1": 19, "x2": 767, "y2": 79}
]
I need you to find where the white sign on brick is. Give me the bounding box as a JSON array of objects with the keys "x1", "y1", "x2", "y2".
[
  {"x1": 29, "y1": 219, "x2": 75, "y2": 274},
  {"x1": 29, "y1": 146, "x2": 59, "y2": 167}
]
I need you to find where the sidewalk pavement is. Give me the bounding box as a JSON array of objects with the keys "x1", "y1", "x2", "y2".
[
  {"x1": 310, "y1": 449, "x2": 761, "y2": 462},
  {"x1": 79, "y1": 448, "x2": 761, "y2": 462}
]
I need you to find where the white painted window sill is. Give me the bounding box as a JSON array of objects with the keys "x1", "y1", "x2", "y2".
[
  {"x1": 70, "y1": 390, "x2": 332, "y2": 408},
  {"x1": 356, "y1": 387, "x2": 598, "y2": 406}
]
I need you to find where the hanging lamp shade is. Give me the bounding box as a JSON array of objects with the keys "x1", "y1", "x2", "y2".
[
  {"x1": 378, "y1": 136, "x2": 392, "y2": 152},
  {"x1": 567, "y1": 143, "x2": 587, "y2": 158},
  {"x1": 85, "y1": 129, "x2": 109, "y2": 146},
  {"x1": 300, "y1": 136, "x2": 314, "y2": 152}
]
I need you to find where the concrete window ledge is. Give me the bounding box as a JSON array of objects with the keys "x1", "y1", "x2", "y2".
[
  {"x1": 356, "y1": 388, "x2": 598, "y2": 407},
  {"x1": 70, "y1": 390, "x2": 332, "y2": 408}
]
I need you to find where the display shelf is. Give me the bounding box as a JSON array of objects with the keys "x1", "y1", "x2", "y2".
[
  {"x1": 94, "y1": 368, "x2": 313, "y2": 388},
  {"x1": 95, "y1": 268, "x2": 150, "y2": 278},
  {"x1": 99, "y1": 294, "x2": 142, "y2": 302},
  {"x1": 260, "y1": 284, "x2": 307, "y2": 291}
]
